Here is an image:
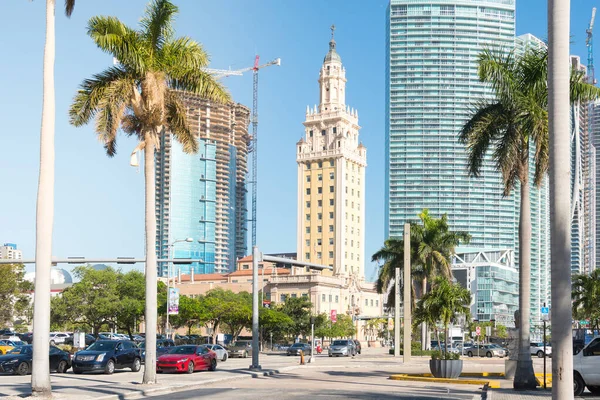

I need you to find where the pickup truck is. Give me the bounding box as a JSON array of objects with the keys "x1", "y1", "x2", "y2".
[{"x1": 574, "y1": 336, "x2": 600, "y2": 395}]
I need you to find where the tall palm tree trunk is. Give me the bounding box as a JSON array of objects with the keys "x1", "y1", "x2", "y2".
[
  {"x1": 549, "y1": 0, "x2": 574, "y2": 396},
  {"x1": 421, "y1": 278, "x2": 428, "y2": 350},
  {"x1": 513, "y1": 175, "x2": 537, "y2": 390},
  {"x1": 31, "y1": 0, "x2": 56, "y2": 394},
  {"x1": 142, "y1": 141, "x2": 158, "y2": 385}
]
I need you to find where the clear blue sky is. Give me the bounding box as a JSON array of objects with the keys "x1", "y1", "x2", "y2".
[{"x1": 0, "y1": 0, "x2": 594, "y2": 280}]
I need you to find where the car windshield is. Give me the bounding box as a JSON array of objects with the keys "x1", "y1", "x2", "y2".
[
  {"x1": 168, "y1": 346, "x2": 197, "y2": 355},
  {"x1": 86, "y1": 341, "x2": 117, "y2": 351},
  {"x1": 10, "y1": 341, "x2": 26, "y2": 346},
  {"x1": 232, "y1": 342, "x2": 249, "y2": 347},
  {"x1": 8, "y1": 346, "x2": 31, "y2": 355},
  {"x1": 291, "y1": 343, "x2": 304, "y2": 348},
  {"x1": 332, "y1": 340, "x2": 348, "y2": 346}
]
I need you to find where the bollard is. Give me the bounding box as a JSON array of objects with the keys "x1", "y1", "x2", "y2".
[{"x1": 300, "y1": 350, "x2": 305, "y2": 365}]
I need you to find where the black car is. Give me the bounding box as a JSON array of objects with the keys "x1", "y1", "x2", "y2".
[
  {"x1": 353, "y1": 340, "x2": 362, "y2": 355},
  {"x1": 139, "y1": 339, "x2": 175, "y2": 363},
  {"x1": 286, "y1": 343, "x2": 312, "y2": 356},
  {"x1": 18, "y1": 333, "x2": 33, "y2": 344},
  {"x1": 64, "y1": 334, "x2": 96, "y2": 347},
  {"x1": 0, "y1": 345, "x2": 71, "y2": 375},
  {"x1": 72, "y1": 340, "x2": 141, "y2": 375}
]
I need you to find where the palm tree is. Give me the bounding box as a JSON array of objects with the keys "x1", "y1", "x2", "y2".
[
  {"x1": 32, "y1": 0, "x2": 75, "y2": 395},
  {"x1": 572, "y1": 270, "x2": 600, "y2": 332},
  {"x1": 459, "y1": 46, "x2": 600, "y2": 390},
  {"x1": 414, "y1": 276, "x2": 471, "y2": 355},
  {"x1": 69, "y1": 0, "x2": 229, "y2": 384},
  {"x1": 373, "y1": 209, "x2": 470, "y2": 348}
]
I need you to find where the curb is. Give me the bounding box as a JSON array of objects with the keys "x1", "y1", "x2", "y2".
[
  {"x1": 389, "y1": 374, "x2": 500, "y2": 389},
  {"x1": 93, "y1": 366, "x2": 300, "y2": 400}
]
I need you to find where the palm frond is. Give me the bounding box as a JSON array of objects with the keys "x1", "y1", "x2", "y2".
[
  {"x1": 169, "y1": 69, "x2": 230, "y2": 104},
  {"x1": 165, "y1": 91, "x2": 197, "y2": 154},
  {"x1": 478, "y1": 48, "x2": 518, "y2": 104},
  {"x1": 493, "y1": 121, "x2": 523, "y2": 196},
  {"x1": 141, "y1": 0, "x2": 177, "y2": 53},
  {"x1": 459, "y1": 102, "x2": 504, "y2": 177},
  {"x1": 160, "y1": 37, "x2": 210, "y2": 72},
  {"x1": 87, "y1": 16, "x2": 147, "y2": 74},
  {"x1": 570, "y1": 70, "x2": 600, "y2": 103},
  {"x1": 69, "y1": 66, "x2": 132, "y2": 127},
  {"x1": 64, "y1": 0, "x2": 75, "y2": 17}
]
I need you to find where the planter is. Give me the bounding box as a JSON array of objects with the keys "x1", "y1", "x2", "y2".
[{"x1": 429, "y1": 359, "x2": 463, "y2": 379}]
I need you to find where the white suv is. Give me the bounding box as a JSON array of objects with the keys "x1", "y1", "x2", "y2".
[
  {"x1": 574, "y1": 337, "x2": 600, "y2": 395},
  {"x1": 530, "y1": 342, "x2": 552, "y2": 358},
  {"x1": 49, "y1": 332, "x2": 70, "y2": 345}
]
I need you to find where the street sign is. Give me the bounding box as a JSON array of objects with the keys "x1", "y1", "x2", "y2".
[
  {"x1": 486, "y1": 326, "x2": 492, "y2": 336},
  {"x1": 541, "y1": 307, "x2": 549, "y2": 315},
  {"x1": 476, "y1": 326, "x2": 481, "y2": 336},
  {"x1": 330, "y1": 309, "x2": 337, "y2": 323}
]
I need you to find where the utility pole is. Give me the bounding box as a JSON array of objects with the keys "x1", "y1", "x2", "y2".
[
  {"x1": 549, "y1": 0, "x2": 574, "y2": 398},
  {"x1": 250, "y1": 246, "x2": 262, "y2": 371},
  {"x1": 403, "y1": 223, "x2": 411, "y2": 362}
]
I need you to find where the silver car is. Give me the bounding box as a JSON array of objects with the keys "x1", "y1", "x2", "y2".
[
  {"x1": 203, "y1": 344, "x2": 228, "y2": 361},
  {"x1": 328, "y1": 340, "x2": 356, "y2": 357}
]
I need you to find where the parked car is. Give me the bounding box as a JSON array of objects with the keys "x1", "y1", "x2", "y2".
[
  {"x1": 574, "y1": 336, "x2": 600, "y2": 395},
  {"x1": 0, "y1": 345, "x2": 71, "y2": 375},
  {"x1": 99, "y1": 332, "x2": 121, "y2": 340},
  {"x1": 72, "y1": 340, "x2": 141, "y2": 374},
  {"x1": 353, "y1": 340, "x2": 362, "y2": 355},
  {"x1": 49, "y1": 332, "x2": 70, "y2": 345},
  {"x1": 432, "y1": 345, "x2": 461, "y2": 355},
  {"x1": 228, "y1": 340, "x2": 252, "y2": 358},
  {"x1": 465, "y1": 344, "x2": 505, "y2": 358},
  {"x1": 530, "y1": 342, "x2": 552, "y2": 358},
  {"x1": 328, "y1": 340, "x2": 356, "y2": 357},
  {"x1": 18, "y1": 332, "x2": 33, "y2": 344},
  {"x1": 286, "y1": 343, "x2": 312, "y2": 356},
  {"x1": 64, "y1": 334, "x2": 96, "y2": 347},
  {"x1": 0, "y1": 340, "x2": 25, "y2": 355},
  {"x1": 157, "y1": 345, "x2": 217, "y2": 374},
  {"x1": 202, "y1": 344, "x2": 228, "y2": 361},
  {"x1": 139, "y1": 339, "x2": 176, "y2": 363}
]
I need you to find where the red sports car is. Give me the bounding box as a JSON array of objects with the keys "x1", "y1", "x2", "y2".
[{"x1": 156, "y1": 345, "x2": 217, "y2": 373}]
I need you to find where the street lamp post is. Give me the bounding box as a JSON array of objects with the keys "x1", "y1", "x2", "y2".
[{"x1": 165, "y1": 238, "x2": 193, "y2": 338}]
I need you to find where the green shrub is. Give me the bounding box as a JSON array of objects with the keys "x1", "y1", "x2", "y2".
[{"x1": 431, "y1": 350, "x2": 460, "y2": 360}]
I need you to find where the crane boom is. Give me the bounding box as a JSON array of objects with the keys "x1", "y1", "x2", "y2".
[{"x1": 587, "y1": 7, "x2": 597, "y2": 84}]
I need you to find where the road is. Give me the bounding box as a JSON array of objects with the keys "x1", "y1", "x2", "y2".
[{"x1": 148, "y1": 366, "x2": 483, "y2": 400}]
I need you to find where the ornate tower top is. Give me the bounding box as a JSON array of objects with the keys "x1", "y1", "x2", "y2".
[{"x1": 324, "y1": 24, "x2": 341, "y2": 64}]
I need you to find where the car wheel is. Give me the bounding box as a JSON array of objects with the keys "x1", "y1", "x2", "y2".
[
  {"x1": 73, "y1": 368, "x2": 83, "y2": 375},
  {"x1": 537, "y1": 350, "x2": 544, "y2": 358},
  {"x1": 209, "y1": 358, "x2": 217, "y2": 372},
  {"x1": 50, "y1": 340, "x2": 56, "y2": 346},
  {"x1": 587, "y1": 385, "x2": 600, "y2": 395},
  {"x1": 57, "y1": 360, "x2": 68, "y2": 373},
  {"x1": 187, "y1": 361, "x2": 194, "y2": 374},
  {"x1": 329, "y1": 354, "x2": 332, "y2": 357},
  {"x1": 486, "y1": 352, "x2": 492, "y2": 358},
  {"x1": 104, "y1": 359, "x2": 115, "y2": 375},
  {"x1": 574, "y1": 372, "x2": 585, "y2": 396},
  {"x1": 467, "y1": 351, "x2": 473, "y2": 357},
  {"x1": 131, "y1": 357, "x2": 141, "y2": 372},
  {"x1": 16, "y1": 362, "x2": 29, "y2": 376},
  {"x1": 222, "y1": 353, "x2": 228, "y2": 362}
]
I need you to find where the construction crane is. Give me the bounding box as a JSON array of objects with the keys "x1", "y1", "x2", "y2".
[
  {"x1": 587, "y1": 7, "x2": 597, "y2": 84},
  {"x1": 205, "y1": 57, "x2": 281, "y2": 249}
]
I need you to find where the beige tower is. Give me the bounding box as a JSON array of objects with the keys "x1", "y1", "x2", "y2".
[{"x1": 296, "y1": 27, "x2": 367, "y2": 279}]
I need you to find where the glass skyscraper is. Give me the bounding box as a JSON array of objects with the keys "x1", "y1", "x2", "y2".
[
  {"x1": 386, "y1": 1, "x2": 550, "y2": 321},
  {"x1": 155, "y1": 94, "x2": 251, "y2": 276},
  {"x1": 156, "y1": 136, "x2": 217, "y2": 275}
]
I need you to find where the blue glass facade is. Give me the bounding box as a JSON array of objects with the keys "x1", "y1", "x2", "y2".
[
  {"x1": 156, "y1": 137, "x2": 217, "y2": 276},
  {"x1": 386, "y1": 2, "x2": 550, "y2": 320}
]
